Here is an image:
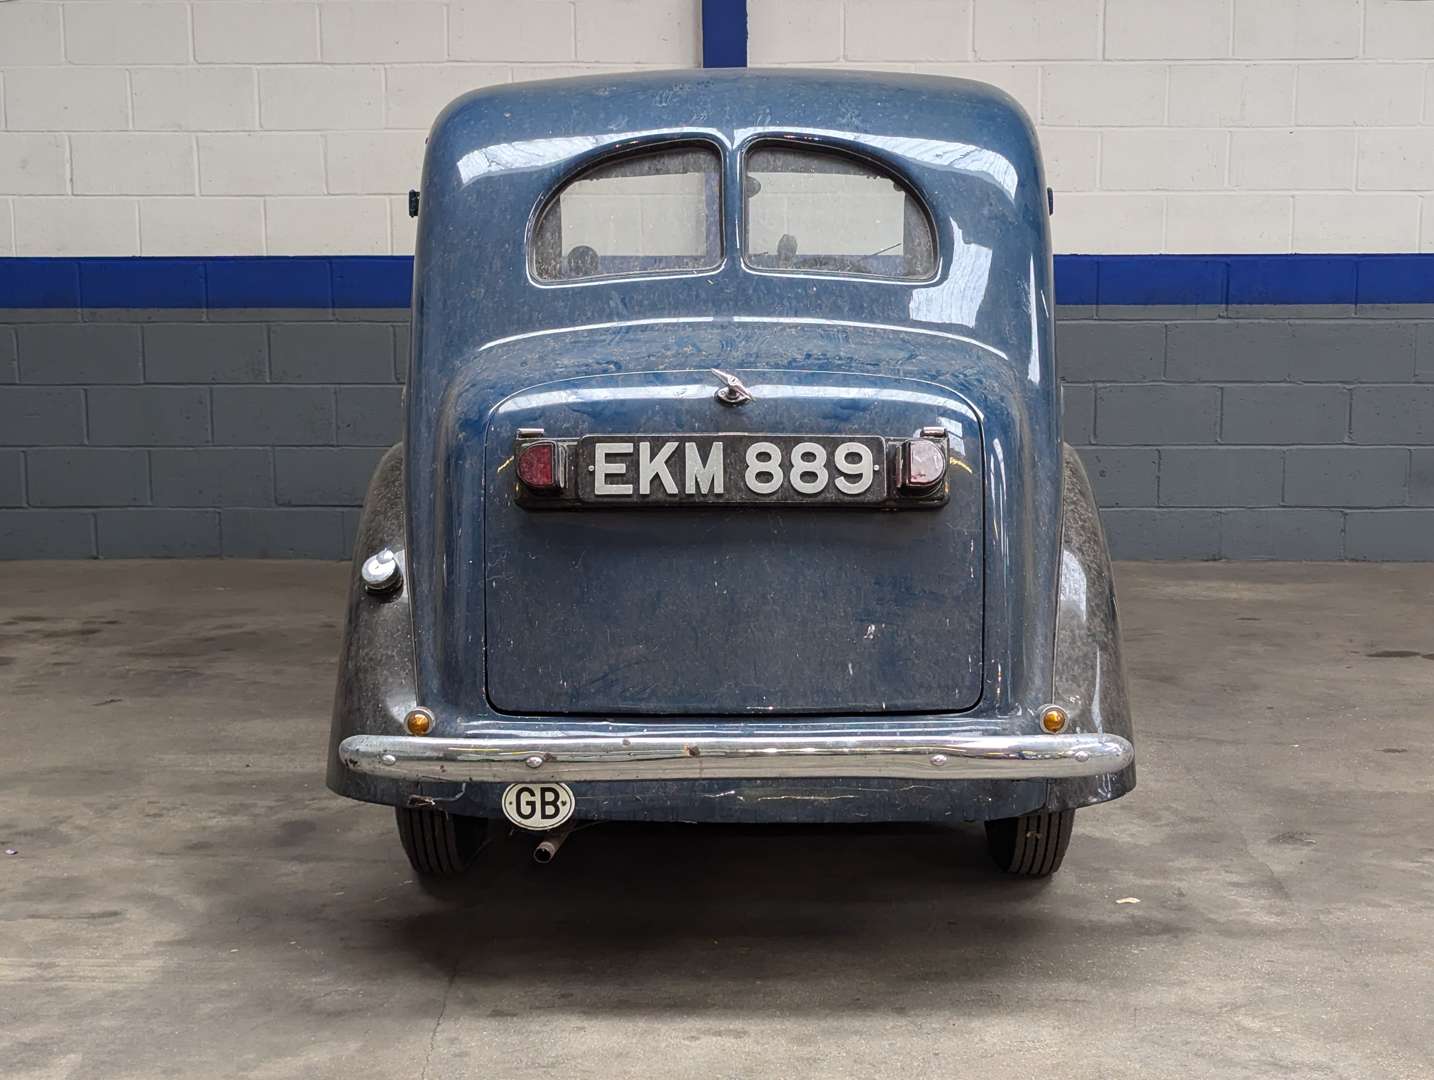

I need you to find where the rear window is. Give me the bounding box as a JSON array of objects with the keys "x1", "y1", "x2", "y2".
[
  {"x1": 743, "y1": 145, "x2": 936, "y2": 280},
  {"x1": 532, "y1": 145, "x2": 721, "y2": 282}
]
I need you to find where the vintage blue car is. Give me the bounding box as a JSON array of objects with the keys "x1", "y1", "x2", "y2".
[{"x1": 327, "y1": 68, "x2": 1135, "y2": 879}]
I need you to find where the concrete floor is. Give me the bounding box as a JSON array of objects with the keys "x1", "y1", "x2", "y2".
[{"x1": 1, "y1": 561, "x2": 1432, "y2": 1079}]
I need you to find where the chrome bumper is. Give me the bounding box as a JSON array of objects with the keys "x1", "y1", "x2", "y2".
[{"x1": 338, "y1": 729, "x2": 1134, "y2": 783}]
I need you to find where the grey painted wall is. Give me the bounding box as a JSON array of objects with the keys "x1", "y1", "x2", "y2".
[
  {"x1": 0, "y1": 311, "x2": 407, "y2": 559},
  {"x1": 1059, "y1": 307, "x2": 1434, "y2": 560},
  {"x1": 2, "y1": 305, "x2": 1433, "y2": 559}
]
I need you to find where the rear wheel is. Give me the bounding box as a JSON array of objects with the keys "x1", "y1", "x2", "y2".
[
  {"x1": 985, "y1": 808, "x2": 1075, "y2": 877},
  {"x1": 395, "y1": 806, "x2": 488, "y2": 879}
]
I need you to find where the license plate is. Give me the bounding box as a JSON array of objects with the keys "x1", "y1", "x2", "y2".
[
  {"x1": 501, "y1": 782, "x2": 576, "y2": 831},
  {"x1": 576, "y1": 434, "x2": 887, "y2": 506}
]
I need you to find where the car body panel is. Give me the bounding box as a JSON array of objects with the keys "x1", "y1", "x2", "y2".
[{"x1": 481, "y1": 367, "x2": 984, "y2": 716}]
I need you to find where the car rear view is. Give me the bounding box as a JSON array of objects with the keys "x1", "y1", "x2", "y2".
[{"x1": 327, "y1": 68, "x2": 1135, "y2": 884}]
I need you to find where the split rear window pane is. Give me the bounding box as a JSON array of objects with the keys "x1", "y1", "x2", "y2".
[
  {"x1": 743, "y1": 145, "x2": 936, "y2": 280},
  {"x1": 533, "y1": 145, "x2": 721, "y2": 281}
]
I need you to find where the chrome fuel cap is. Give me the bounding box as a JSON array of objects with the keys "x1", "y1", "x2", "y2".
[{"x1": 360, "y1": 548, "x2": 402, "y2": 594}]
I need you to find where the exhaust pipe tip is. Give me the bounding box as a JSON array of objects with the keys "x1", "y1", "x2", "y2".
[{"x1": 531, "y1": 823, "x2": 573, "y2": 864}]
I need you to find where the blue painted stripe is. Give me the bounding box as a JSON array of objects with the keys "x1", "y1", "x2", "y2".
[
  {"x1": 701, "y1": 0, "x2": 747, "y2": 68},
  {"x1": 3, "y1": 254, "x2": 1434, "y2": 310},
  {"x1": 80, "y1": 257, "x2": 206, "y2": 309},
  {"x1": 1095, "y1": 255, "x2": 1227, "y2": 307},
  {"x1": 1225, "y1": 255, "x2": 1357, "y2": 306},
  {"x1": 332, "y1": 255, "x2": 414, "y2": 307},
  {"x1": 0, "y1": 258, "x2": 83, "y2": 308},
  {"x1": 0, "y1": 256, "x2": 412, "y2": 310},
  {"x1": 1063, "y1": 253, "x2": 1434, "y2": 308},
  {"x1": 1054, "y1": 255, "x2": 1099, "y2": 306},
  {"x1": 1355, "y1": 255, "x2": 1434, "y2": 306},
  {"x1": 206, "y1": 257, "x2": 333, "y2": 308}
]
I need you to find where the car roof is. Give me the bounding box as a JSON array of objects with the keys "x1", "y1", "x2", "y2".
[
  {"x1": 413, "y1": 67, "x2": 1051, "y2": 356},
  {"x1": 437, "y1": 67, "x2": 1027, "y2": 138},
  {"x1": 428, "y1": 67, "x2": 1036, "y2": 200}
]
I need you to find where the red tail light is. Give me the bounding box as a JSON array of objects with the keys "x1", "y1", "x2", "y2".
[
  {"x1": 901, "y1": 437, "x2": 946, "y2": 491},
  {"x1": 516, "y1": 440, "x2": 562, "y2": 490}
]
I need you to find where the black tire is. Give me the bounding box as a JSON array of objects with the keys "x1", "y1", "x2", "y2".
[
  {"x1": 395, "y1": 806, "x2": 487, "y2": 878},
  {"x1": 985, "y1": 808, "x2": 1075, "y2": 877}
]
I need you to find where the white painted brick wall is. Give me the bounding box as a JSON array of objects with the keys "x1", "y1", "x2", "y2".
[
  {"x1": 1036, "y1": 128, "x2": 1098, "y2": 191},
  {"x1": 197, "y1": 133, "x2": 327, "y2": 195},
  {"x1": 1166, "y1": 65, "x2": 1295, "y2": 127},
  {"x1": 449, "y1": 0, "x2": 575, "y2": 62},
  {"x1": 0, "y1": 0, "x2": 1431, "y2": 258},
  {"x1": 1293, "y1": 192, "x2": 1421, "y2": 250},
  {"x1": 1359, "y1": 129, "x2": 1434, "y2": 190},
  {"x1": 748, "y1": 1, "x2": 842, "y2": 64},
  {"x1": 0, "y1": 3, "x2": 64, "y2": 67},
  {"x1": 1295, "y1": 62, "x2": 1425, "y2": 125},
  {"x1": 845, "y1": 0, "x2": 971, "y2": 64},
  {"x1": 1234, "y1": 0, "x2": 1361, "y2": 59},
  {"x1": 13, "y1": 196, "x2": 140, "y2": 255},
  {"x1": 1229, "y1": 129, "x2": 1357, "y2": 190},
  {"x1": 1100, "y1": 130, "x2": 1227, "y2": 191},
  {"x1": 191, "y1": 4, "x2": 321, "y2": 64},
  {"x1": 264, "y1": 194, "x2": 390, "y2": 254},
  {"x1": 319, "y1": 3, "x2": 449, "y2": 64},
  {"x1": 0, "y1": 134, "x2": 68, "y2": 194},
  {"x1": 6, "y1": 67, "x2": 130, "y2": 130},
  {"x1": 575, "y1": 0, "x2": 698, "y2": 63},
  {"x1": 1051, "y1": 193, "x2": 1164, "y2": 253},
  {"x1": 1366, "y1": 0, "x2": 1434, "y2": 58},
  {"x1": 139, "y1": 196, "x2": 266, "y2": 255},
  {"x1": 1104, "y1": 0, "x2": 1232, "y2": 61},
  {"x1": 258, "y1": 66, "x2": 385, "y2": 130},
  {"x1": 63, "y1": 2, "x2": 192, "y2": 67},
  {"x1": 974, "y1": 0, "x2": 1103, "y2": 62},
  {"x1": 1166, "y1": 193, "x2": 1293, "y2": 253},
  {"x1": 71, "y1": 133, "x2": 196, "y2": 195},
  {"x1": 1040, "y1": 64, "x2": 1168, "y2": 127},
  {"x1": 131, "y1": 68, "x2": 259, "y2": 131}
]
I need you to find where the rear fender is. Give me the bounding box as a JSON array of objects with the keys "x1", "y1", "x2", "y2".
[
  {"x1": 326, "y1": 444, "x2": 418, "y2": 803},
  {"x1": 1045, "y1": 445, "x2": 1137, "y2": 811}
]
